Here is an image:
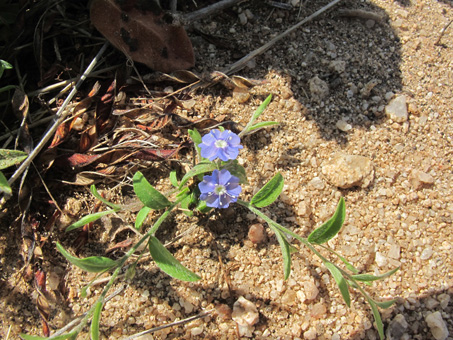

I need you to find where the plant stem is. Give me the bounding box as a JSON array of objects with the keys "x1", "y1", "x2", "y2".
[{"x1": 48, "y1": 194, "x2": 188, "y2": 339}]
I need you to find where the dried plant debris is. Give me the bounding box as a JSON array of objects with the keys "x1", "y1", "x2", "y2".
[{"x1": 90, "y1": 0, "x2": 195, "y2": 72}]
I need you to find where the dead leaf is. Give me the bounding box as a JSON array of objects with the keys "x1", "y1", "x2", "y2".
[{"x1": 90, "y1": 0, "x2": 194, "y2": 72}]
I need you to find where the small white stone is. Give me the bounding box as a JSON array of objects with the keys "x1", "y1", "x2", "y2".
[
  {"x1": 425, "y1": 311, "x2": 449, "y2": 340},
  {"x1": 238, "y1": 12, "x2": 247, "y2": 25},
  {"x1": 304, "y1": 281, "x2": 319, "y2": 301},
  {"x1": 336, "y1": 119, "x2": 352, "y2": 132},
  {"x1": 232, "y1": 296, "x2": 259, "y2": 326},
  {"x1": 309, "y1": 176, "x2": 325, "y2": 190},
  {"x1": 303, "y1": 328, "x2": 317, "y2": 340},
  {"x1": 438, "y1": 293, "x2": 450, "y2": 309},
  {"x1": 375, "y1": 251, "x2": 388, "y2": 267},
  {"x1": 385, "y1": 95, "x2": 408, "y2": 122},
  {"x1": 322, "y1": 153, "x2": 374, "y2": 189},
  {"x1": 420, "y1": 246, "x2": 433, "y2": 260}
]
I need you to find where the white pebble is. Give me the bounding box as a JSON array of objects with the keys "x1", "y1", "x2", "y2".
[
  {"x1": 232, "y1": 296, "x2": 259, "y2": 326},
  {"x1": 425, "y1": 311, "x2": 449, "y2": 340},
  {"x1": 420, "y1": 246, "x2": 433, "y2": 260},
  {"x1": 375, "y1": 251, "x2": 388, "y2": 267}
]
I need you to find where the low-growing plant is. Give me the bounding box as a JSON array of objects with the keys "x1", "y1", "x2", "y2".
[{"x1": 21, "y1": 95, "x2": 398, "y2": 340}]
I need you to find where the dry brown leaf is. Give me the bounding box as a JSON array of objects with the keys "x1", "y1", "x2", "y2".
[{"x1": 90, "y1": 0, "x2": 194, "y2": 72}]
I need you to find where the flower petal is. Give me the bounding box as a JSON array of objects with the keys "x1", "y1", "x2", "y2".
[
  {"x1": 218, "y1": 169, "x2": 232, "y2": 185},
  {"x1": 198, "y1": 179, "x2": 215, "y2": 194}
]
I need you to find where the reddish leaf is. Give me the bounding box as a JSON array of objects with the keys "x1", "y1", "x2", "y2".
[
  {"x1": 49, "y1": 121, "x2": 70, "y2": 148},
  {"x1": 90, "y1": 0, "x2": 194, "y2": 72}
]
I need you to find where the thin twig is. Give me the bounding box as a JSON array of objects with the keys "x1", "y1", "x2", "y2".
[
  {"x1": 50, "y1": 284, "x2": 125, "y2": 337},
  {"x1": 179, "y1": 0, "x2": 245, "y2": 25},
  {"x1": 7, "y1": 42, "x2": 109, "y2": 187},
  {"x1": 223, "y1": 0, "x2": 343, "y2": 75},
  {"x1": 435, "y1": 19, "x2": 453, "y2": 46},
  {"x1": 122, "y1": 309, "x2": 215, "y2": 340}
]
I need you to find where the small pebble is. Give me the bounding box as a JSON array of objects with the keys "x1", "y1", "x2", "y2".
[
  {"x1": 309, "y1": 76, "x2": 329, "y2": 103},
  {"x1": 238, "y1": 12, "x2": 247, "y2": 25},
  {"x1": 248, "y1": 223, "x2": 266, "y2": 244},
  {"x1": 425, "y1": 311, "x2": 449, "y2": 340},
  {"x1": 336, "y1": 119, "x2": 352, "y2": 132},
  {"x1": 420, "y1": 246, "x2": 433, "y2": 260},
  {"x1": 386, "y1": 314, "x2": 408, "y2": 340},
  {"x1": 375, "y1": 251, "x2": 388, "y2": 267},
  {"x1": 385, "y1": 95, "x2": 408, "y2": 122},
  {"x1": 322, "y1": 153, "x2": 374, "y2": 189},
  {"x1": 232, "y1": 296, "x2": 259, "y2": 326},
  {"x1": 309, "y1": 176, "x2": 325, "y2": 190},
  {"x1": 304, "y1": 281, "x2": 319, "y2": 301}
]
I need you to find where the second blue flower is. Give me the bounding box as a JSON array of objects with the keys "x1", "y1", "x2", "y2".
[
  {"x1": 199, "y1": 129, "x2": 243, "y2": 161},
  {"x1": 198, "y1": 169, "x2": 242, "y2": 208}
]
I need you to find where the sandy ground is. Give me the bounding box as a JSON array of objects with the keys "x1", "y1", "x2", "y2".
[{"x1": 1, "y1": 0, "x2": 452, "y2": 339}]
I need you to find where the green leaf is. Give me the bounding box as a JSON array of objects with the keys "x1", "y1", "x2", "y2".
[
  {"x1": 325, "y1": 261, "x2": 350, "y2": 307},
  {"x1": 375, "y1": 299, "x2": 397, "y2": 309},
  {"x1": 180, "y1": 191, "x2": 197, "y2": 217},
  {"x1": 169, "y1": 170, "x2": 179, "y2": 187},
  {"x1": 66, "y1": 210, "x2": 117, "y2": 232},
  {"x1": 250, "y1": 172, "x2": 284, "y2": 208},
  {"x1": 20, "y1": 333, "x2": 76, "y2": 340},
  {"x1": 188, "y1": 128, "x2": 202, "y2": 159},
  {"x1": 90, "y1": 185, "x2": 121, "y2": 210},
  {"x1": 0, "y1": 59, "x2": 13, "y2": 78},
  {"x1": 91, "y1": 301, "x2": 103, "y2": 340},
  {"x1": 135, "y1": 206, "x2": 152, "y2": 230},
  {"x1": 56, "y1": 242, "x2": 117, "y2": 273},
  {"x1": 179, "y1": 161, "x2": 217, "y2": 188},
  {"x1": 148, "y1": 236, "x2": 201, "y2": 282},
  {"x1": 222, "y1": 160, "x2": 248, "y2": 184},
  {"x1": 352, "y1": 267, "x2": 399, "y2": 282},
  {"x1": 245, "y1": 121, "x2": 279, "y2": 133},
  {"x1": 308, "y1": 197, "x2": 346, "y2": 245},
  {"x1": 133, "y1": 171, "x2": 171, "y2": 210},
  {"x1": 272, "y1": 228, "x2": 292, "y2": 279},
  {"x1": 250, "y1": 94, "x2": 272, "y2": 125},
  {"x1": 367, "y1": 298, "x2": 385, "y2": 340},
  {"x1": 0, "y1": 149, "x2": 28, "y2": 170},
  {"x1": 195, "y1": 199, "x2": 212, "y2": 214},
  {"x1": 0, "y1": 171, "x2": 11, "y2": 195}
]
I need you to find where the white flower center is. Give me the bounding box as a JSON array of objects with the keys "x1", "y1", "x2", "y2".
[
  {"x1": 214, "y1": 184, "x2": 226, "y2": 195},
  {"x1": 215, "y1": 140, "x2": 228, "y2": 148}
]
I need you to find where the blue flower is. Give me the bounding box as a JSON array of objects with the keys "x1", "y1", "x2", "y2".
[
  {"x1": 199, "y1": 129, "x2": 243, "y2": 161},
  {"x1": 198, "y1": 169, "x2": 242, "y2": 208}
]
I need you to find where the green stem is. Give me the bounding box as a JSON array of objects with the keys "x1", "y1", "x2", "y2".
[{"x1": 48, "y1": 194, "x2": 188, "y2": 339}]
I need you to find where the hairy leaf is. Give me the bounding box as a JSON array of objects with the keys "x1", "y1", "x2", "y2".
[
  {"x1": 56, "y1": 242, "x2": 117, "y2": 272},
  {"x1": 367, "y1": 298, "x2": 385, "y2": 340},
  {"x1": 352, "y1": 267, "x2": 399, "y2": 282},
  {"x1": 374, "y1": 299, "x2": 397, "y2": 309},
  {"x1": 90, "y1": 185, "x2": 121, "y2": 210},
  {"x1": 66, "y1": 210, "x2": 117, "y2": 232},
  {"x1": 133, "y1": 171, "x2": 170, "y2": 209},
  {"x1": 169, "y1": 170, "x2": 179, "y2": 187},
  {"x1": 272, "y1": 228, "x2": 292, "y2": 279},
  {"x1": 179, "y1": 161, "x2": 217, "y2": 188},
  {"x1": 135, "y1": 206, "x2": 152, "y2": 230},
  {"x1": 0, "y1": 149, "x2": 28, "y2": 170},
  {"x1": 90, "y1": 301, "x2": 103, "y2": 340},
  {"x1": 251, "y1": 172, "x2": 284, "y2": 208},
  {"x1": 325, "y1": 261, "x2": 350, "y2": 307},
  {"x1": 148, "y1": 236, "x2": 201, "y2": 282},
  {"x1": 0, "y1": 171, "x2": 11, "y2": 195},
  {"x1": 308, "y1": 197, "x2": 345, "y2": 245}
]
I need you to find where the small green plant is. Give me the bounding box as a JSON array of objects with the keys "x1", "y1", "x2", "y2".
[
  {"x1": 21, "y1": 95, "x2": 398, "y2": 340},
  {"x1": 0, "y1": 148, "x2": 28, "y2": 195}
]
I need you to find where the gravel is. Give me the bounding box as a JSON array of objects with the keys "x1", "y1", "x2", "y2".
[{"x1": 1, "y1": 0, "x2": 452, "y2": 339}]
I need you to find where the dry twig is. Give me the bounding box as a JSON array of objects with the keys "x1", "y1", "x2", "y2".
[
  {"x1": 7, "y1": 42, "x2": 109, "y2": 187},
  {"x1": 222, "y1": 0, "x2": 343, "y2": 75}
]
